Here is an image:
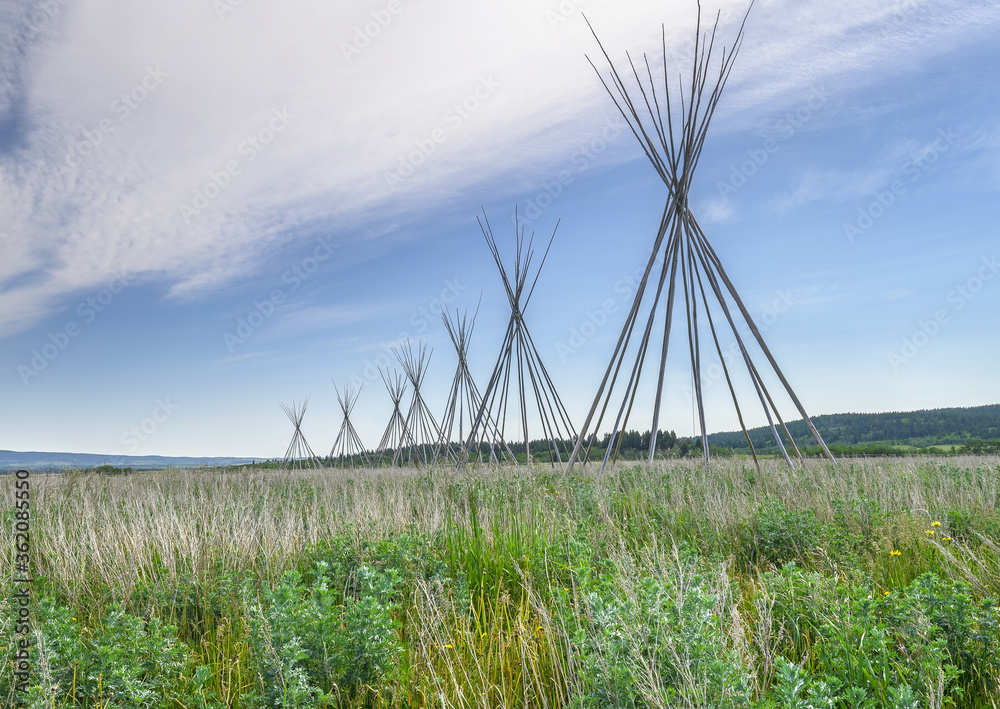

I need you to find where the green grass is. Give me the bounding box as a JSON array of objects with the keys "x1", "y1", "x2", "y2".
[{"x1": 2, "y1": 456, "x2": 999, "y2": 707}]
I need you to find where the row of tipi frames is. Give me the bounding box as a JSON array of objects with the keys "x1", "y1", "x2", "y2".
[
  {"x1": 280, "y1": 210, "x2": 581, "y2": 470},
  {"x1": 281, "y1": 284, "x2": 569, "y2": 470},
  {"x1": 278, "y1": 5, "x2": 834, "y2": 474}
]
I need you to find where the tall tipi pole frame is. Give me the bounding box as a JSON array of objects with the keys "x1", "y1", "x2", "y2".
[
  {"x1": 465, "y1": 210, "x2": 576, "y2": 467},
  {"x1": 280, "y1": 398, "x2": 323, "y2": 470},
  {"x1": 328, "y1": 381, "x2": 371, "y2": 469},
  {"x1": 566, "y1": 4, "x2": 835, "y2": 472}
]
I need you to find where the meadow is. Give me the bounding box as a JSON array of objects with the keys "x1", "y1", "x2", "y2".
[{"x1": 2, "y1": 456, "x2": 999, "y2": 708}]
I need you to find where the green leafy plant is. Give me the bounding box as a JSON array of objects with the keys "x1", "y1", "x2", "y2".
[
  {"x1": 10, "y1": 598, "x2": 192, "y2": 708},
  {"x1": 762, "y1": 658, "x2": 841, "y2": 709},
  {"x1": 243, "y1": 562, "x2": 402, "y2": 707},
  {"x1": 749, "y1": 502, "x2": 823, "y2": 568}
]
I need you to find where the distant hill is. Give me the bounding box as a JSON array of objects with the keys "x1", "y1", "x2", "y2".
[
  {"x1": 0, "y1": 450, "x2": 259, "y2": 473},
  {"x1": 706, "y1": 404, "x2": 1000, "y2": 451}
]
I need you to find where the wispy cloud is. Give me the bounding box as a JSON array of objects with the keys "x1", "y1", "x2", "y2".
[
  {"x1": 697, "y1": 197, "x2": 735, "y2": 224},
  {"x1": 761, "y1": 168, "x2": 892, "y2": 215},
  {"x1": 1, "y1": 0, "x2": 997, "y2": 339}
]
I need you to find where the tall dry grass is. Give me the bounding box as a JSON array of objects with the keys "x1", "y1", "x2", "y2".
[{"x1": 2, "y1": 456, "x2": 998, "y2": 606}]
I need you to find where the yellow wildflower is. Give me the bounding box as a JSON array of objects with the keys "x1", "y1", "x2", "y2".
[
  {"x1": 890, "y1": 549, "x2": 901, "y2": 557},
  {"x1": 932, "y1": 521, "x2": 942, "y2": 527}
]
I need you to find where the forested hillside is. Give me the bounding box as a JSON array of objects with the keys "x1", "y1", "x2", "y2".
[
  {"x1": 706, "y1": 403, "x2": 1000, "y2": 451},
  {"x1": 512, "y1": 404, "x2": 1000, "y2": 461}
]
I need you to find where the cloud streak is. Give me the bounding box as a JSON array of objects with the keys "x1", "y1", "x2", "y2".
[{"x1": 1, "y1": 0, "x2": 998, "y2": 338}]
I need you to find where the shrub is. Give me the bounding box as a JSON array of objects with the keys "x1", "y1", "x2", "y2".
[
  {"x1": 898, "y1": 573, "x2": 999, "y2": 699},
  {"x1": 242, "y1": 562, "x2": 402, "y2": 707},
  {"x1": 749, "y1": 502, "x2": 823, "y2": 568},
  {"x1": 568, "y1": 552, "x2": 751, "y2": 708},
  {"x1": 4, "y1": 598, "x2": 191, "y2": 708}
]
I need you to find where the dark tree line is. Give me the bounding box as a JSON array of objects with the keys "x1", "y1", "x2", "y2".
[{"x1": 706, "y1": 404, "x2": 1000, "y2": 451}]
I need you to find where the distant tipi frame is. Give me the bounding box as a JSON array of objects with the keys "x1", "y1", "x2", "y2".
[
  {"x1": 280, "y1": 398, "x2": 323, "y2": 470},
  {"x1": 466, "y1": 210, "x2": 576, "y2": 467},
  {"x1": 566, "y1": 4, "x2": 835, "y2": 472},
  {"x1": 392, "y1": 339, "x2": 444, "y2": 467},
  {"x1": 327, "y1": 381, "x2": 371, "y2": 469},
  {"x1": 436, "y1": 304, "x2": 516, "y2": 466},
  {"x1": 373, "y1": 368, "x2": 415, "y2": 467}
]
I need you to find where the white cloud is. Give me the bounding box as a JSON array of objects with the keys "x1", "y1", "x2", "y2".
[
  {"x1": 762, "y1": 168, "x2": 892, "y2": 214},
  {"x1": 1, "y1": 0, "x2": 997, "y2": 337},
  {"x1": 697, "y1": 197, "x2": 735, "y2": 224}
]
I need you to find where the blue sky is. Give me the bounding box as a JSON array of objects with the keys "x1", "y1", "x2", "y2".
[{"x1": 1, "y1": 0, "x2": 998, "y2": 458}]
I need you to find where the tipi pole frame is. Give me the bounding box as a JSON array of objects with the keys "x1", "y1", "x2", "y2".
[
  {"x1": 465, "y1": 209, "x2": 577, "y2": 467},
  {"x1": 566, "y1": 2, "x2": 835, "y2": 471}
]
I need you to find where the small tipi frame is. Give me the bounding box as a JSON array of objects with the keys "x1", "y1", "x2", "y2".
[
  {"x1": 566, "y1": 5, "x2": 835, "y2": 472},
  {"x1": 436, "y1": 305, "x2": 516, "y2": 466},
  {"x1": 466, "y1": 210, "x2": 576, "y2": 466},
  {"x1": 373, "y1": 368, "x2": 415, "y2": 467},
  {"x1": 280, "y1": 398, "x2": 323, "y2": 470},
  {"x1": 328, "y1": 381, "x2": 371, "y2": 468},
  {"x1": 392, "y1": 340, "x2": 442, "y2": 467}
]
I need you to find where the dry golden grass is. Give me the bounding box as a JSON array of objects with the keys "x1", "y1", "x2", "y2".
[{"x1": 2, "y1": 455, "x2": 997, "y2": 606}]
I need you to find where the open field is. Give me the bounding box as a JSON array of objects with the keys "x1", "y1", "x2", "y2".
[{"x1": 3, "y1": 456, "x2": 1000, "y2": 708}]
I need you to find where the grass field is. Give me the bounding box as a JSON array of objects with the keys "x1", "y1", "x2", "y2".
[{"x1": 2, "y1": 456, "x2": 999, "y2": 708}]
